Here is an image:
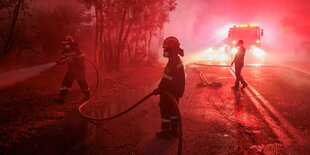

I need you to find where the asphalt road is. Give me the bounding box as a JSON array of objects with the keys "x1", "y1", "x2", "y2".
[
  {"x1": 4, "y1": 58, "x2": 310, "y2": 154},
  {"x1": 80, "y1": 59, "x2": 310, "y2": 154},
  {"x1": 76, "y1": 57, "x2": 310, "y2": 154},
  {"x1": 175, "y1": 60, "x2": 310, "y2": 154}
]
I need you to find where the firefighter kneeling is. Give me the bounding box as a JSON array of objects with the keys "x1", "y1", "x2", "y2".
[
  {"x1": 54, "y1": 35, "x2": 90, "y2": 104},
  {"x1": 153, "y1": 37, "x2": 185, "y2": 139}
]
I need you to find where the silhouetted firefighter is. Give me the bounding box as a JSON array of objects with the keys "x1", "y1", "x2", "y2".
[
  {"x1": 231, "y1": 40, "x2": 248, "y2": 91},
  {"x1": 153, "y1": 37, "x2": 185, "y2": 139},
  {"x1": 54, "y1": 35, "x2": 90, "y2": 104}
]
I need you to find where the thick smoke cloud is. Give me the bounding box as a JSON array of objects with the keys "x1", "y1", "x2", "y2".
[{"x1": 165, "y1": 0, "x2": 310, "y2": 58}]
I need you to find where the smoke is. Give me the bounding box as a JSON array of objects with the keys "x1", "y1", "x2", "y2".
[
  {"x1": 0, "y1": 62, "x2": 57, "y2": 89},
  {"x1": 164, "y1": 0, "x2": 310, "y2": 59}
]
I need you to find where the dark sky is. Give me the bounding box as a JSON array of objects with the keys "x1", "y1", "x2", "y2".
[{"x1": 165, "y1": 0, "x2": 310, "y2": 54}]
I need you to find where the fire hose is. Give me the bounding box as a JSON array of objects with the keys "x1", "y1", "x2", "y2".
[
  {"x1": 78, "y1": 58, "x2": 183, "y2": 155},
  {"x1": 78, "y1": 57, "x2": 100, "y2": 111}
]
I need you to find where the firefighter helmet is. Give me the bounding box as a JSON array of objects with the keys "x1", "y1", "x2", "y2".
[
  {"x1": 62, "y1": 35, "x2": 74, "y2": 44},
  {"x1": 163, "y1": 36, "x2": 180, "y2": 49},
  {"x1": 163, "y1": 36, "x2": 184, "y2": 57}
]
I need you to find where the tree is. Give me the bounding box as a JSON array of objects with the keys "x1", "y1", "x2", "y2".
[
  {"x1": 0, "y1": 0, "x2": 95, "y2": 65},
  {"x1": 34, "y1": 1, "x2": 92, "y2": 53},
  {"x1": 1, "y1": 0, "x2": 29, "y2": 63},
  {"x1": 80, "y1": 0, "x2": 176, "y2": 72}
]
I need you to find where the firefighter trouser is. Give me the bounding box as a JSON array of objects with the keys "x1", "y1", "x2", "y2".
[
  {"x1": 159, "y1": 94, "x2": 179, "y2": 130},
  {"x1": 234, "y1": 65, "x2": 247, "y2": 88},
  {"x1": 60, "y1": 59, "x2": 89, "y2": 97}
]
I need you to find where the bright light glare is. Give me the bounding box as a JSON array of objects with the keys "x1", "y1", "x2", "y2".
[
  {"x1": 253, "y1": 48, "x2": 266, "y2": 58},
  {"x1": 256, "y1": 40, "x2": 261, "y2": 43},
  {"x1": 232, "y1": 40, "x2": 237, "y2": 44},
  {"x1": 188, "y1": 45, "x2": 230, "y2": 63},
  {"x1": 219, "y1": 54, "x2": 226, "y2": 61},
  {"x1": 215, "y1": 24, "x2": 232, "y2": 38},
  {"x1": 231, "y1": 47, "x2": 238, "y2": 55},
  {"x1": 235, "y1": 24, "x2": 258, "y2": 28}
]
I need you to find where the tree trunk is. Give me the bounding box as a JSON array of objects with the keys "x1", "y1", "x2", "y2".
[
  {"x1": 95, "y1": 0, "x2": 105, "y2": 70},
  {"x1": 120, "y1": 20, "x2": 133, "y2": 53},
  {"x1": 134, "y1": 40, "x2": 138, "y2": 62},
  {"x1": 148, "y1": 31, "x2": 152, "y2": 57},
  {"x1": 115, "y1": 6, "x2": 133, "y2": 71},
  {"x1": 157, "y1": 28, "x2": 164, "y2": 58},
  {"x1": 127, "y1": 41, "x2": 132, "y2": 63},
  {"x1": 115, "y1": 8, "x2": 128, "y2": 71},
  {"x1": 3, "y1": 0, "x2": 22, "y2": 62},
  {"x1": 144, "y1": 30, "x2": 148, "y2": 56},
  {"x1": 105, "y1": 0, "x2": 113, "y2": 72},
  {"x1": 94, "y1": 0, "x2": 99, "y2": 64}
]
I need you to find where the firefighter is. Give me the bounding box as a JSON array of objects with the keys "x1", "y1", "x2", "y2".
[
  {"x1": 54, "y1": 35, "x2": 90, "y2": 104},
  {"x1": 231, "y1": 40, "x2": 248, "y2": 90},
  {"x1": 153, "y1": 36, "x2": 185, "y2": 139}
]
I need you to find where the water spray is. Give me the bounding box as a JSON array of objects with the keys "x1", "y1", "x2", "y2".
[{"x1": 0, "y1": 62, "x2": 57, "y2": 89}]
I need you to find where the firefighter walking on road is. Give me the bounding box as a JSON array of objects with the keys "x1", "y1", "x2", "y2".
[
  {"x1": 231, "y1": 40, "x2": 248, "y2": 91},
  {"x1": 54, "y1": 35, "x2": 90, "y2": 104},
  {"x1": 153, "y1": 36, "x2": 185, "y2": 139}
]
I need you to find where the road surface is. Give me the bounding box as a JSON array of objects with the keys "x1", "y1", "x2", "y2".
[
  {"x1": 77, "y1": 59, "x2": 310, "y2": 154},
  {"x1": 2, "y1": 59, "x2": 310, "y2": 154}
]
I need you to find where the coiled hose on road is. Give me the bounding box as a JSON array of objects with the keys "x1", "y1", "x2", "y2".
[{"x1": 78, "y1": 58, "x2": 183, "y2": 155}]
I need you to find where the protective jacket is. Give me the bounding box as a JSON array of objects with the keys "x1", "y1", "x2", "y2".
[
  {"x1": 158, "y1": 55, "x2": 185, "y2": 99},
  {"x1": 233, "y1": 46, "x2": 247, "y2": 88},
  {"x1": 60, "y1": 43, "x2": 84, "y2": 65},
  {"x1": 234, "y1": 46, "x2": 246, "y2": 67}
]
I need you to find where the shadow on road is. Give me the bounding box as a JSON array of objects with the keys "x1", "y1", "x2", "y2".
[
  {"x1": 233, "y1": 90, "x2": 257, "y2": 154},
  {"x1": 141, "y1": 137, "x2": 178, "y2": 154}
]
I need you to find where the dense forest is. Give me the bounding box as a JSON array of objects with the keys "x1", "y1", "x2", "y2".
[{"x1": 0, "y1": 0, "x2": 177, "y2": 71}]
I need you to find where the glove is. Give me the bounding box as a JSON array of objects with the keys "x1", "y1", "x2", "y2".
[
  {"x1": 67, "y1": 57, "x2": 73, "y2": 63},
  {"x1": 57, "y1": 57, "x2": 73, "y2": 65},
  {"x1": 153, "y1": 88, "x2": 160, "y2": 95}
]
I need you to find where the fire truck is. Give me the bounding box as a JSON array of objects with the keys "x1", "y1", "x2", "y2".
[{"x1": 227, "y1": 24, "x2": 264, "y2": 53}]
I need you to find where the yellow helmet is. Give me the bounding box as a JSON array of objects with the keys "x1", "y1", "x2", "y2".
[{"x1": 62, "y1": 35, "x2": 74, "y2": 44}]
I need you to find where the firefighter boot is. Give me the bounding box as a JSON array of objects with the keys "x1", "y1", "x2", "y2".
[
  {"x1": 231, "y1": 86, "x2": 239, "y2": 91},
  {"x1": 54, "y1": 88, "x2": 69, "y2": 104},
  {"x1": 156, "y1": 122, "x2": 170, "y2": 140},
  {"x1": 241, "y1": 83, "x2": 248, "y2": 90},
  {"x1": 81, "y1": 88, "x2": 91, "y2": 102},
  {"x1": 170, "y1": 118, "x2": 179, "y2": 138},
  {"x1": 54, "y1": 96, "x2": 65, "y2": 104}
]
